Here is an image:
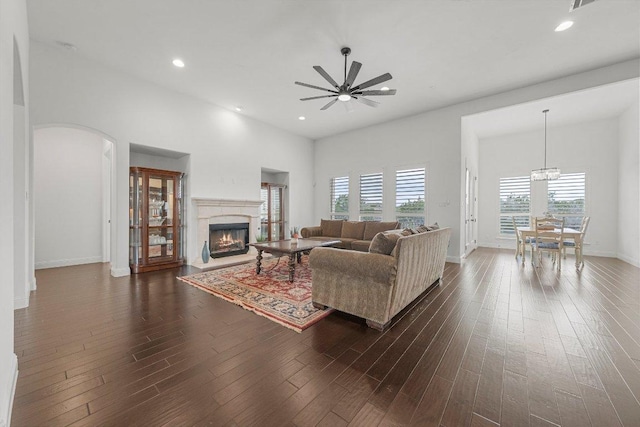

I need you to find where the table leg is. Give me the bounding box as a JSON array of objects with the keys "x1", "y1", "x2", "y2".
[
  {"x1": 575, "y1": 237, "x2": 582, "y2": 267},
  {"x1": 288, "y1": 253, "x2": 296, "y2": 282},
  {"x1": 297, "y1": 252, "x2": 302, "y2": 263},
  {"x1": 255, "y1": 249, "x2": 263, "y2": 274}
]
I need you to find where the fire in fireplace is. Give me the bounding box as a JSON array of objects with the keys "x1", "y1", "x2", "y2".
[{"x1": 209, "y1": 222, "x2": 250, "y2": 258}]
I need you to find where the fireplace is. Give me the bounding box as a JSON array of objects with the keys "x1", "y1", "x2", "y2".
[{"x1": 209, "y1": 222, "x2": 250, "y2": 258}]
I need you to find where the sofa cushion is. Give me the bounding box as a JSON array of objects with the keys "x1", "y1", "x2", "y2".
[
  {"x1": 341, "y1": 221, "x2": 366, "y2": 240},
  {"x1": 350, "y1": 240, "x2": 372, "y2": 252},
  {"x1": 321, "y1": 219, "x2": 344, "y2": 238},
  {"x1": 363, "y1": 221, "x2": 400, "y2": 240},
  {"x1": 369, "y1": 230, "x2": 406, "y2": 255},
  {"x1": 333, "y1": 238, "x2": 356, "y2": 250}
]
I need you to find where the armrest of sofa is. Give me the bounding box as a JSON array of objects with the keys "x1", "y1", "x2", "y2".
[
  {"x1": 309, "y1": 247, "x2": 396, "y2": 285},
  {"x1": 301, "y1": 226, "x2": 323, "y2": 238}
]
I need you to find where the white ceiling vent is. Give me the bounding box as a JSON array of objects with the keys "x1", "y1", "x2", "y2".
[{"x1": 570, "y1": 0, "x2": 598, "y2": 12}]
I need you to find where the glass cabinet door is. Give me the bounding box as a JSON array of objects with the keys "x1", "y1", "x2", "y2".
[
  {"x1": 130, "y1": 167, "x2": 185, "y2": 273},
  {"x1": 147, "y1": 174, "x2": 174, "y2": 261}
]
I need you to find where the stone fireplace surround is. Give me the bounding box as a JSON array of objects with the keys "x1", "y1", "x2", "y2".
[{"x1": 192, "y1": 198, "x2": 263, "y2": 269}]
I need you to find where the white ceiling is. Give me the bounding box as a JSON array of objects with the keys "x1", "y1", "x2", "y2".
[
  {"x1": 26, "y1": 0, "x2": 640, "y2": 140},
  {"x1": 465, "y1": 78, "x2": 639, "y2": 139}
]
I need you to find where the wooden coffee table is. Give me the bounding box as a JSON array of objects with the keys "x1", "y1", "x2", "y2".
[{"x1": 249, "y1": 239, "x2": 340, "y2": 282}]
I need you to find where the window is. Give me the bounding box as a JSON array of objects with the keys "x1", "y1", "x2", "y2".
[
  {"x1": 396, "y1": 168, "x2": 425, "y2": 228},
  {"x1": 260, "y1": 183, "x2": 285, "y2": 241},
  {"x1": 359, "y1": 172, "x2": 383, "y2": 221},
  {"x1": 548, "y1": 172, "x2": 585, "y2": 229},
  {"x1": 330, "y1": 176, "x2": 349, "y2": 220},
  {"x1": 499, "y1": 176, "x2": 530, "y2": 235}
]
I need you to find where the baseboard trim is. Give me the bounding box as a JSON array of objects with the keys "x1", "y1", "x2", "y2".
[
  {"x1": 110, "y1": 266, "x2": 130, "y2": 277},
  {"x1": 14, "y1": 295, "x2": 29, "y2": 310},
  {"x1": 0, "y1": 354, "x2": 18, "y2": 427},
  {"x1": 617, "y1": 253, "x2": 640, "y2": 268},
  {"x1": 35, "y1": 256, "x2": 103, "y2": 270},
  {"x1": 446, "y1": 256, "x2": 461, "y2": 264},
  {"x1": 30, "y1": 276, "x2": 36, "y2": 291}
]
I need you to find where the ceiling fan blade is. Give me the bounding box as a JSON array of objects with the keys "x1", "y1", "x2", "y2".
[
  {"x1": 345, "y1": 61, "x2": 362, "y2": 88},
  {"x1": 313, "y1": 66, "x2": 340, "y2": 89},
  {"x1": 320, "y1": 98, "x2": 339, "y2": 110},
  {"x1": 295, "y1": 81, "x2": 337, "y2": 93},
  {"x1": 354, "y1": 96, "x2": 379, "y2": 108},
  {"x1": 354, "y1": 89, "x2": 397, "y2": 96},
  {"x1": 351, "y1": 72, "x2": 392, "y2": 91},
  {"x1": 300, "y1": 95, "x2": 338, "y2": 101}
]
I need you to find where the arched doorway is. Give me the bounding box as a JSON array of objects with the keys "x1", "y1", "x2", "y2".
[{"x1": 33, "y1": 126, "x2": 115, "y2": 270}]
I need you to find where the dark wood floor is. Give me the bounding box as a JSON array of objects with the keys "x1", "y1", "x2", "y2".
[{"x1": 11, "y1": 248, "x2": 640, "y2": 426}]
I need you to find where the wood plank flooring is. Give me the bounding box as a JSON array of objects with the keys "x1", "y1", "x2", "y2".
[{"x1": 12, "y1": 248, "x2": 640, "y2": 426}]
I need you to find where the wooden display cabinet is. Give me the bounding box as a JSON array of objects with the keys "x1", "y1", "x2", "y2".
[{"x1": 129, "y1": 167, "x2": 185, "y2": 273}]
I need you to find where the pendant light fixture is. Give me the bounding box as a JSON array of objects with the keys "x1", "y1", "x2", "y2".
[{"x1": 531, "y1": 109, "x2": 560, "y2": 181}]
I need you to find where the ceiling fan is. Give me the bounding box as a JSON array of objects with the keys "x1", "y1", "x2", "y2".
[{"x1": 295, "y1": 47, "x2": 396, "y2": 110}]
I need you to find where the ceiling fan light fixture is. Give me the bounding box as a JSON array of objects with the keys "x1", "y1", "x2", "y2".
[
  {"x1": 172, "y1": 58, "x2": 185, "y2": 68},
  {"x1": 295, "y1": 47, "x2": 395, "y2": 110}
]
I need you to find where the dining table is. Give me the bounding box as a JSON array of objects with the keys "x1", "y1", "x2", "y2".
[{"x1": 518, "y1": 227, "x2": 583, "y2": 267}]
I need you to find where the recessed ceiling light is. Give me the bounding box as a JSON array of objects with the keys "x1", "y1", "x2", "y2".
[
  {"x1": 381, "y1": 87, "x2": 390, "y2": 91},
  {"x1": 298, "y1": 116, "x2": 306, "y2": 121},
  {"x1": 555, "y1": 21, "x2": 574, "y2": 32},
  {"x1": 172, "y1": 59, "x2": 185, "y2": 68},
  {"x1": 235, "y1": 106, "x2": 243, "y2": 112}
]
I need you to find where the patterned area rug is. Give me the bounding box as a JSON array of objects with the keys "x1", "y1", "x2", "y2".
[{"x1": 177, "y1": 256, "x2": 333, "y2": 332}]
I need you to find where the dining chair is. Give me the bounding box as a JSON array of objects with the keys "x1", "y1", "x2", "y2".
[
  {"x1": 563, "y1": 216, "x2": 590, "y2": 267},
  {"x1": 512, "y1": 217, "x2": 533, "y2": 265},
  {"x1": 532, "y1": 216, "x2": 565, "y2": 270}
]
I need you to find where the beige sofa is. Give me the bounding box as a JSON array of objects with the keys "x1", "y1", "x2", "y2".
[
  {"x1": 309, "y1": 227, "x2": 451, "y2": 331},
  {"x1": 301, "y1": 219, "x2": 400, "y2": 252}
]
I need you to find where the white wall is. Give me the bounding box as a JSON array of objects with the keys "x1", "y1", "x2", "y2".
[
  {"x1": 1, "y1": 0, "x2": 29, "y2": 423},
  {"x1": 314, "y1": 60, "x2": 640, "y2": 262},
  {"x1": 618, "y1": 100, "x2": 640, "y2": 266},
  {"x1": 34, "y1": 127, "x2": 105, "y2": 268},
  {"x1": 30, "y1": 41, "x2": 315, "y2": 271},
  {"x1": 130, "y1": 151, "x2": 189, "y2": 173},
  {"x1": 477, "y1": 118, "x2": 620, "y2": 257}
]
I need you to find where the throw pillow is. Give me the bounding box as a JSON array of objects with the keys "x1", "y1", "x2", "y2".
[
  {"x1": 363, "y1": 221, "x2": 400, "y2": 240},
  {"x1": 369, "y1": 230, "x2": 405, "y2": 255},
  {"x1": 341, "y1": 221, "x2": 366, "y2": 239},
  {"x1": 320, "y1": 219, "x2": 344, "y2": 238}
]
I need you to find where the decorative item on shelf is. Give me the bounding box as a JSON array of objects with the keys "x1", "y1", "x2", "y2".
[
  {"x1": 149, "y1": 217, "x2": 166, "y2": 226},
  {"x1": 290, "y1": 226, "x2": 300, "y2": 244},
  {"x1": 202, "y1": 241, "x2": 210, "y2": 264},
  {"x1": 531, "y1": 109, "x2": 561, "y2": 181}
]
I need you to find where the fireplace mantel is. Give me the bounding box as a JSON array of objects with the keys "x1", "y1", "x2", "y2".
[{"x1": 192, "y1": 198, "x2": 264, "y2": 268}]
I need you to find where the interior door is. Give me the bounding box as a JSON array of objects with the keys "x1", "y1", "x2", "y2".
[{"x1": 465, "y1": 169, "x2": 477, "y2": 255}]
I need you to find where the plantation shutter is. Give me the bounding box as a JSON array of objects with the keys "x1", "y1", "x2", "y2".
[
  {"x1": 330, "y1": 176, "x2": 349, "y2": 220},
  {"x1": 548, "y1": 172, "x2": 585, "y2": 229},
  {"x1": 499, "y1": 176, "x2": 530, "y2": 235},
  {"x1": 396, "y1": 168, "x2": 425, "y2": 228},
  {"x1": 359, "y1": 172, "x2": 383, "y2": 220}
]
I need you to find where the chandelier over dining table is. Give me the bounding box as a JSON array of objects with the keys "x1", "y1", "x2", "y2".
[{"x1": 531, "y1": 109, "x2": 561, "y2": 181}]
